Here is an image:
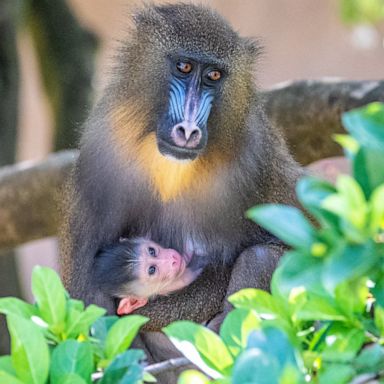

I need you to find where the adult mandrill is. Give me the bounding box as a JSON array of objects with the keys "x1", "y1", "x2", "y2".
[{"x1": 61, "y1": 3, "x2": 301, "y2": 329}]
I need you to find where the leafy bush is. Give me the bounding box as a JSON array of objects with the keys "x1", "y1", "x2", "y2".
[
  {"x1": 164, "y1": 102, "x2": 384, "y2": 383},
  {"x1": 0, "y1": 267, "x2": 150, "y2": 383}
]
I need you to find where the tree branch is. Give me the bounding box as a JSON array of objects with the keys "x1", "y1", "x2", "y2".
[
  {"x1": 0, "y1": 150, "x2": 77, "y2": 250},
  {"x1": 263, "y1": 79, "x2": 384, "y2": 164},
  {"x1": 0, "y1": 79, "x2": 382, "y2": 249}
]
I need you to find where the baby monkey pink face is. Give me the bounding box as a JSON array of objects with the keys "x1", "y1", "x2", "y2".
[
  {"x1": 136, "y1": 240, "x2": 189, "y2": 294},
  {"x1": 117, "y1": 239, "x2": 198, "y2": 316}
]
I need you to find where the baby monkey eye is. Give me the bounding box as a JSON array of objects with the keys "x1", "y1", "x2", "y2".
[
  {"x1": 176, "y1": 61, "x2": 192, "y2": 74},
  {"x1": 207, "y1": 70, "x2": 221, "y2": 81},
  {"x1": 148, "y1": 247, "x2": 156, "y2": 257},
  {"x1": 148, "y1": 265, "x2": 157, "y2": 276}
]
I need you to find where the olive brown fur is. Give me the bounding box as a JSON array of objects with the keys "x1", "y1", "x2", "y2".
[{"x1": 61, "y1": 3, "x2": 301, "y2": 329}]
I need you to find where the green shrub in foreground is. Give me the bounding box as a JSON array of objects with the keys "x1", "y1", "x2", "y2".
[
  {"x1": 164, "y1": 102, "x2": 384, "y2": 384},
  {"x1": 0, "y1": 267, "x2": 151, "y2": 383}
]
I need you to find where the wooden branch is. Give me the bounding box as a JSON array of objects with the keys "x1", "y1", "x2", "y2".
[
  {"x1": 145, "y1": 357, "x2": 191, "y2": 375},
  {"x1": 0, "y1": 150, "x2": 77, "y2": 250},
  {"x1": 0, "y1": 79, "x2": 382, "y2": 249},
  {"x1": 263, "y1": 79, "x2": 384, "y2": 164},
  {"x1": 91, "y1": 357, "x2": 191, "y2": 381}
]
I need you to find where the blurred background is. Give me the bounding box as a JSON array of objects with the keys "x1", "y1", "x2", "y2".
[{"x1": 0, "y1": 0, "x2": 383, "y2": 352}]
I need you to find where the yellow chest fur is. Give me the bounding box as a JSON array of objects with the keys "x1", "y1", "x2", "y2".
[{"x1": 136, "y1": 134, "x2": 204, "y2": 202}]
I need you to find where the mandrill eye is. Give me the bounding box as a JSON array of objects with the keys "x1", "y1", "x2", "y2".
[
  {"x1": 207, "y1": 70, "x2": 221, "y2": 81},
  {"x1": 148, "y1": 265, "x2": 157, "y2": 276},
  {"x1": 176, "y1": 61, "x2": 192, "y2": 74},
  {"x1": 148, "y1": 247, "x2": 156, "y2": 257}
]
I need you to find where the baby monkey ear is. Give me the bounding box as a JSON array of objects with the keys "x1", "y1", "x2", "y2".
[{"x1": 117, "y1": 297, "x2": 148, "y2": 315}]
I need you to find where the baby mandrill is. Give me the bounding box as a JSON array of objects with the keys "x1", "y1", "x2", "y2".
[{"x1": 93, "y1": 237, "x2": 204, "y2": 315}]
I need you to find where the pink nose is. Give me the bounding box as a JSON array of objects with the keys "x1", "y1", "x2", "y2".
[{"x1": 171, "y1": 122, "x2": 202, "y2": 148}]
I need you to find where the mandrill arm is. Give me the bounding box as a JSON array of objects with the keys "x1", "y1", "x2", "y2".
[{"x1": 135, "y1": 244, "x2": 284, "y2": 332}]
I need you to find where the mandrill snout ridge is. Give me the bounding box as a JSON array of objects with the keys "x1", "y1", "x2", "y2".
[{"x1": 171, "y1": 121, "x2": 203, "y2": 149}]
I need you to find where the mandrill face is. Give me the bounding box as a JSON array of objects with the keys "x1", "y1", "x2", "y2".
[{"x1": 156, "y1": 55, "x2": 226, "y2": 161}]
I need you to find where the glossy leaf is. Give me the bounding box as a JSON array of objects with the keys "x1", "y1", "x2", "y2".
[
  {"x1": 31, "y1": 266, "x2": 66, "y2": 332},
  {"x1": 335, "y1": 280, "x2": 368, "y2": 317},
  {"x1": 104, "y1": 315, "x2": 148, "y2": 360},
  {"x1": 295, "y1": 294, "x2": 347, "y2": 322},
  {"x1": 0, "y1": 371, "x2": 24, "y2": 384},
  {"x1": 374, "y1": 306, "x2": 384, "y2": 336},
  {"x1": 353, "y1": 147, "x2": 384, "y2": 197},
  {"x1": 322, "y1": 242, "x2": 379, "y2": 292},
  {"x1": 320, "y1": 325, "x2": 365, "y2": 362},
  {"x1": 232, "y1": 348, "x2": 280, "y2": 384},
  {"x1": 220, "y1": 309, "x2": 260, "y2": 357},
  {"x1": 50, "y1": 340, "x2": 94, "y2": 383},
  {"x1": 273, "y1": 250, "x2": 325, "y2": 297},
  {"x1": 178, "y1": 369, "x2": 210, "y2": 384},
  {"x1": 164, "y1": 321, "x2": 233, "y2": 378},
  {"x1": 354, "y1": 344, "x2": 384, "y2": 374},
  {"x1": 342, "y1": 102, "x2": 384, "y2": 149},
  {"x1": 247, "y1": 204, "x2": 316, "y2": 249},
  {"x1": 56, "y1": 373, "x2": 87, "y2": 384},
  {"x1": 0, "y1": 356, "x2": 15, "y2": 375},
  {"x1": 66, "y1": 304, "x2": 106, "y2": 339},
  {"x1": 99, "y1": 350, "x2": 145, "y2": 384},
  {"x1": 0, "y1": 297, "x2": 38, "y2": 319},
  {"x1": 318, "y1": 363, "x2": 354, "y2": 384},
  {"x1": 228, "y1": 289, "x2": 283, "y2": 318},
  {"x1": 7, "y1": 314, "x2": 49, "y2": 384},
  {"x1": 247, "y1": 327, "x2": 298, "y2": 368}
]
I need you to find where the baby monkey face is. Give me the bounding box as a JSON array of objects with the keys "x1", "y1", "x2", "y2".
[{"x1": 137, "y1": 240, "x2": 186, "y2": 292}]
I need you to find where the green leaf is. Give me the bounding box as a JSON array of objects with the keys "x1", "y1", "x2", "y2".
[
  {"x1": 322, "y1": 242, "x2": 380, "y2": 292},
  {"x1": 372, "y1": 274, "x2": 384, "y2": 307},
  {"x1": 320, "y1": 325, "x2": 365, "y2": 362},
  {"x1": 104, "y1": 315, "x2": 148, "y2": 360},
  {"x1": 247, "y1": 327, "x2": 298, "y2": 368},
  {"x1": 375, "y1": 305, "x2": 384, "y2": 336},
  {"x1": 0, "y1": 371, "x2": 24, "y2": 384},
  {"x1": 342, "y1": 102, "x2": 384, "y2": 150},
  {"x1": 247, "y1": 205, "x2": 316, "y2": 249},
  {"x1": 91, "y1": 316, "x2": 118, "y2": 344},
  {"x1": 333, "y1": 134, "x2": 359, "y2": 155},
  {"x1": 0, "y1": 297, "x2": 38, "y2": 319},
  {"x1": 31, "y1": 266, "x2": 67, "y2": 332},
  {"x1": 50, "y1": 340, "x2": 93, "y2": 383},
  {"x1": 66, "y1": 304, "x2": 106, "y2": 339},
  {"x1": 318, "y1": 363, "x2": 354, "y2": 384},
  {"x1": 232, "y1": 348, "x2": 280, "y2": 384},
  {"x1": 99, "y1": 350, "x2": 144, "y2": 384},
  {"x1": 56, "y1": 373, "x2": 88, "y2": 384},
  {"x1": 220, "y1": 308, "x2": 260, "y2": 357},
  {"x1": 228, "y1": 289, "x2": 283, "y2": 319},
  {"x1": 353, "y1": 147, "x2": 384, "y2": 197},
  {"x1": 354, "y1": 344, "x2": 384, "y2": 374},
  {"x1": 178, "y1": 369, "x2": 210, "y2": 384},
  {"x1": 296, "y1": 177, "x2": 339, "y2": 229},
  {"x1": 0, "y1": 356, "x2": 15, "y2": 376},
  {"x1": 296, "y1": 294, "x2": 347, "y2": 321},
  {"x1": 273, "y1": 250, "x2": 325, "y2": 297},
  {"x1": 323, "y1": 175, "x2": 368, "y2": 230},
  {"x1": 340, "y1": 0, "x2": 384, "y2": 24},
  {"x1": 335, "y1": 279, "x2": 369, "y2": 317},
  {"x1": 7, "y1": 314, "x2": 49, "y2": 384},
  {"x1": 369, "y1": 184, "x2": 384, "y2": 233},
  {"x1": 164, "y1": 321, "x2": 233, "y2": 378}
]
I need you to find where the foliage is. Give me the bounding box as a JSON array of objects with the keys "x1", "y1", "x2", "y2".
[
  {"x1": 164, "y1": 102, "x2": 384, "y2": 383},
  {"x1": 0, "y1": 266, "x2": 149, "y2": 383},
  {"x1": 340, "y1": 0, "x2": 384, "y2": 25}
]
